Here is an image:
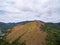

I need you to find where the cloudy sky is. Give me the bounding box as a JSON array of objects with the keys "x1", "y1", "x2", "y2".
[{"x1": 0, "y1": 0, "x2": 60, "y2": 23}]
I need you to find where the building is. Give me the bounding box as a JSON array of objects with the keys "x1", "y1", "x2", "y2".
[{"x1": 0, "y1": 30, "x2": 5, "y2": 39}]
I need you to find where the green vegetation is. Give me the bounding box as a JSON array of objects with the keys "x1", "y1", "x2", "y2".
[
  {"x1": 0, "y1": 22, "x2": 60, "y2": 45},
  {"x1": 42, "y1": 23, "x2": 60, "y2": 45},
  {"x1": 0, "y1": 39, "x2": 26, "y2": 45}
]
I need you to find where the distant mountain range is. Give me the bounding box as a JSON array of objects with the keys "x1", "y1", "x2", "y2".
[
  {"x1": 0, "y1": 20, "x2": 60, "y2": 30},
  {"x1": 0, "y1": 20, "x2": 44, "y2": 30}
]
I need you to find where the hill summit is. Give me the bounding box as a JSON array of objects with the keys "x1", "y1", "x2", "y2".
[{"x1": 6, "y1": 21, "x2": 47, "y2": 45}]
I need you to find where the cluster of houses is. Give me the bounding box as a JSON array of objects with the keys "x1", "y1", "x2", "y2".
[
  {"x1": 0, "y1": 30, "x2": 5, "y2": 39},
  {"x1": 0, "y1": 29, "x2": 11, "y2": 40}
]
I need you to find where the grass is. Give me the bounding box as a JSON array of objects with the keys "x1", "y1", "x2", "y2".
[
  {"x1": 0, "y1": 39, "x2": 26, "y2": 45},
  {"x1": 41, "y1": 23, "x2": 60, "y2": 45}
]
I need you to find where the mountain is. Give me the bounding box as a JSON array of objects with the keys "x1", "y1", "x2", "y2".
[
  {"x1": 0, "y1": 22, "x2": 10, "y2": 33},
  {"x1": 0, "y1": 21, "x2": 60, "y2": 45},
  {"x1": 0, "y1": 21, "x2": 43, "y2": 33},
  {"x1": 0, "y1": 22, "x2": 9, "y2": 29},
  {"x1": 6, "y1": 21, "x2": 47, "y2": 45},
  {"x1": 7, "y1": 20, "x2": 44, "y2": 27},
  {"x1": 0, "y1": 21, "x2": 41, "y2": 28},
  {"x1": 0, "y1": 21, "x2": 31, "y2": 33}
]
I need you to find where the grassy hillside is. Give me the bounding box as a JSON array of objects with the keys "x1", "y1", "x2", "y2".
[
  {"x1": 6, "y1": 21, "x2": 47, "y2": 45},
  {"x1": 0, "y1": 21, "x2": 60, "y2": 45},
  {"x1": 42, "y1": 23, "x2": 60, "y2": 45}
]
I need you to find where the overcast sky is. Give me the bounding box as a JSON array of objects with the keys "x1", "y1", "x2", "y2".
[{"x1": 0, "y1": 0, "x2": 60, "y2": 23}]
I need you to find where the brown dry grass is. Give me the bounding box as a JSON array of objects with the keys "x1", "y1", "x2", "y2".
[{"x1": 6, "y1": 21, "x2": 47, "y2": 45}]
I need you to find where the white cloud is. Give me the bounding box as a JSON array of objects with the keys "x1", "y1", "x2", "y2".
[{"x1": 0, "y1": 0, "x2": 60, "y2": 23}]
